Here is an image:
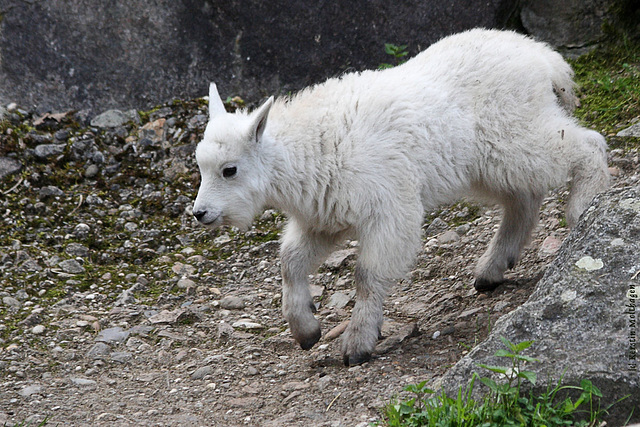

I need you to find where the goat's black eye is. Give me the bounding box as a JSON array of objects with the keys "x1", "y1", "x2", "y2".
[{"x1": 222, "y1": 166, "x2": 237, "y2": 178}]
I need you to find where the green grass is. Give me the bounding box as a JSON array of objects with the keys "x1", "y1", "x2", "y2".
[
  {"x1": 380, "y1": 338, "x2": 623, "y2": 427},
  {"x1": 571, "y1": 36, "x2": 640, "y2": 139}
]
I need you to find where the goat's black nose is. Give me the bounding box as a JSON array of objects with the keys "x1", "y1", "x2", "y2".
[{"x1": 193, "y1": 210, "x2": 207, "y2": 221}]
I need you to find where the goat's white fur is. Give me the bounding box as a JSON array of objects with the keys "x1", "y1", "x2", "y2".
[{"x1": 193, "y1": 29, "x2": 610, "y2": 365}]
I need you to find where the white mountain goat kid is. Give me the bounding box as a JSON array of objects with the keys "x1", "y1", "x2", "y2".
[{"x1": 192, "y1": 29, "x2": 610, "y2": 365}]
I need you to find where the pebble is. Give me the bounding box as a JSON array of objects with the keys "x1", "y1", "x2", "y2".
[
  {"x1": 231, "y1": 320, "x2": 264, "y2": 330},
  {"x1": 2, "y1": 296, "x2": 21, "y2": 309},
  {"x1": 219, "y1": 295, "x2": 245, "y2": 310},
  {"x1": 191, "y1": 365, "x2": 214, "y2": 380},
  {"x1": 19, "y1": 385, "x2": 43, "y2": 397},
  {"x1": 65, "y1": 243, "x2": 90, "y2": 257},
  {"x1": 86, "y1": 342, "x2": 111, "y2": 359},
  {"x1": 34, "y1": 144, "x2": 66, "y2": 159},
  {"x1": 326, "y1": 292, "x2": 351, "y2": 309},
  {"x1": 70, "y1": 377, "x2": 97, "y2": 389},
  {"x1": 96, "y1": 327, "x2": 130, "y2": 344},
  {"x1": 58, "y1": 259, "x2": 85, "y2": 274},
  {"x1": 31, "y1": 325, "x2": 45, "y2": 334},
  {"x1": 90, "y1": 109, "x2": 129, "y2": 128},
  {"x1": 437, "y1": 230, "x2": 460, "y2": 244},
  {"x1": 323, "y1": 249, "x2": 356, "y2": 269},
  {"x1": 177, "y1": 277, "x2": 197, "y2": 289}
]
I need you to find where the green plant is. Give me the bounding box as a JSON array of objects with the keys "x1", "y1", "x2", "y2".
[
  {"x1": 379, "y1": 43, "x2": 409, "y2": 69},
  {"x1": 381, "y1": 338, "x2": 613, "y2": 426}
]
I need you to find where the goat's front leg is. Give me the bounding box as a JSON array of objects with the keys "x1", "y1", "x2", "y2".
[{"x1": 280, "y1": 221, "x2": 336, "y2": 350}]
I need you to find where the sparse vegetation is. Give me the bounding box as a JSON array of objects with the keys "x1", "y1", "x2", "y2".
[{"x1": 380, "y1": 338, "x2": 616, "y2": 426}]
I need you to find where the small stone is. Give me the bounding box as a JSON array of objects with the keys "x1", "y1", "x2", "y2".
[
  {"x1": 177, "y1": 277, "x2": 196, "y2": 289},
  {"x1": 19, "y1": 385, "x2": 43, "y2": 397},
  {"x1": 58, "y1": 259, "x2": 85, "y2": 274},
  {"x1": 425, "y1": 217, "x2": 448, "y2": 237},
  {"x1": 309, "y1": 284, "x2": 324, "y2": 298},
  {"x1": 31, "y1": 325, "x2": 45, "y2": 335},
  {"x1": 616, "y1": 122, "x2": 640, "y2": 137},
  {"x1": 457, "y1": 307, "x2": 483, "y2": 319},
  {"x1": 96, "y1": 327, "x2": 130, "y2": 344},
  {"x1": 34, "y1": 144, "x2": 66, "y2": 159},
  {"x1": 70, "y1": 377, "x2": 97, "y2": 389},
  {"x1": 231, "y1": 320, "x2": 264, "y2": 330},
  {"x1": 65, "y1": 243, "x2": 89, "y2": 258},
  {"x1": 0, "y1": 157, "x2": 22, "y2": 180},
  {"x1": 38, "y1": 185, "x2": 64, "y2": 198},
  {"x1": 282, "y1": 381, "x2": 310, "y2": 392},
  {"x1": 437, "y1": 230, "x2": 460, "y2": 244},
  {"x1": 324, "y1": 320, "x2": 350, "y2": 341},
  {"x1": 87, "y1": 342, "x2": 111, "y2": 359},
  {"x1": 323, "y1": 249, "x2": 356, "y2": 269},
  {"x1": 90, "y1": 109, "x2": 129, "y2": 128},
  {"x1": 326, "y1": 292, "x2": 351, "y2": 309},
  {"x1": 247, "y1": 366, "x2": 259, "y2": 376},
  {"x1": 84, "y1": 164, "x2": 99, "y2": 178},
  {"x1": 213, "y1": 233, "x2": 232, "y2": 245},
  {"x1": 220, "y1": 295, "x2": 245, "y2": 310},
  {"x1": 110, "y1": 352, "x2": 133, "y2": 364},
  {"x1": 540, "y1": 235, "x2": 562, "y2": 256},
  {"x1": 2, "y1": 296, "x2": 21, "y2": 309},
  {"x1": 191, "y1": 366, "x2": 214, "y2": 380},
  {"x1": 375, "y1": 322, "x2": 419, "y2": 354}
]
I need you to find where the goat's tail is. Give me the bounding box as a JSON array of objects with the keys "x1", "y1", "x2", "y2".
[{"x1": 566, "y1": 129, "x2": 611, "y2": 227}]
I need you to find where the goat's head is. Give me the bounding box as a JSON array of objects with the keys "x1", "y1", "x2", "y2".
[{"x1": 192, "y1": 83, "x2": 274, "y2": 231}]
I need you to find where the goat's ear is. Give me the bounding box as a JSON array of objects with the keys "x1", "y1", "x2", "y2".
[
  {"x1": 251, "y1": 96, "x2": 274, "y2": 143},
  {"x1": 208, "y1": 83, "x2": 227, "y2": 119}
]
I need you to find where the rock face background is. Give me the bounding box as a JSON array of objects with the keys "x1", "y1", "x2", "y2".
[
  {"x1": 1, "y1": 0, "x2": 636, "y2": 113},
  {"x1": 440, "y1": 186, "x2": 640, "y2": 425}
]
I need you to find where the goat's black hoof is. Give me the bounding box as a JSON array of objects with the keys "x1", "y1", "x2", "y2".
[
  {"x1": 474, "y1": 278, "x2": 502, "y2": 292},
  {"x1": 343, "y1": 351, "x2": 372, "y2": 366},
  {"x1": 298, "y1": 328, "x2": 321, "y2": 350}
]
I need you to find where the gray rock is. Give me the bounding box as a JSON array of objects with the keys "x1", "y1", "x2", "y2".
[
  {"x1": 437, "y1": 230, "x2": 461, "y2": 245},
  {"x1": 323, "y1": 249, "x2": 357, "y2": 270},
  {"x1": 58, "y1": 259, "x2": 85, "y2": 274},
  {"x1": 219, "y1": 295, "x2": 245, "y2": 310},
  {"x1": 86, "y1": 342, "x2": 111, "y2": 359},
  {"x1": 70, "y1": 377, "x2": 97, "y2": 389},
  {"x1": 38, "y1": 185, "x2": 64, "y2": 198},
  {"x1": 90, "y1": 109, "x2": 129, "y2": 128},
  {"x1": 0, "y1": 157, "x2": 22, "y2": 180},
  {"x1": 439, "y1": 186, "x2": 640, "y2": 426},
  {"x1": 0, "y1": 0, "x2": 519, "y2": 113},
  {"x1": 19, "y1": 385, "x2": 43, "y2": 397},
  {"x1": 65, "y1": 243, "x2": 89, "y2": 258},
  {"x1": 326, "y1": 292, "x2": 352, "y2": 309},
  {"x1": 96, "y1": 327, "x2": 130, "y2": 344},
  {"x1": 177, "y1": 277, "x2": 196, "y2": 289},
  {"x1": 520, "y1": 0, "x2": 619, "y2": 52},
  {"x1": 617, "y1": 122, "x2": 640, "y2": 138},
  {"x1": 34, "y1": 144, "x2": 66, "y2": 159},
  {"x1": 2, "y1": 296, "x2": 21, "y2": 309},
  {"x1": 425, "y1": 217, "x2": 449, "y2": 237},
  {"x1": 84, "y1": 164, "x2": 100, "y2": 178},
  {"x1": 110, "y1": 351, "x2": 133, "y2": 363},
  {"x1": 191, "y1": 365, "x2": 214, "y2": 380}
]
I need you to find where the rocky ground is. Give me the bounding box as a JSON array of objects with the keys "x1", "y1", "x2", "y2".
[{"x1": 0, "y1": 99, "x2": 637, "y2": 427}]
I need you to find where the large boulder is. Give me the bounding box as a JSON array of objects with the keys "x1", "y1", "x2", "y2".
[
  {"x1": 0, "y1": 0, "x2": 518, "y2": 113},
  {"x1": 439, "y1": 186, "x2": 640, "y2": 425},
  {"x1": 520, "y1": 0, "x2": 640, "y2": 54}
]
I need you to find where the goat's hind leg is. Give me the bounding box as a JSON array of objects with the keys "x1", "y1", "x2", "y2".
[
  {"x1": 474, "y1": 192, "x2": 543, "y2": 292},
  {"x1": 281, "y1": 221, "x2": 338, "y2": 350}
]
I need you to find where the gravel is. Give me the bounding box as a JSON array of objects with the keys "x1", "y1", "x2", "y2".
[{"x1": 0, "y1": 101, "x2": 638, "y2": 426}]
